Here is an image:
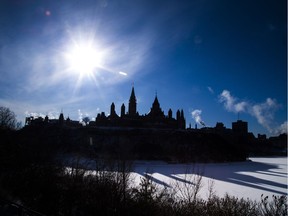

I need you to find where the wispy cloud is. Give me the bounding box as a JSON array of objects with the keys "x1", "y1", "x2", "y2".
[
  {"x1": 250, "y1": 98, "x2": 279, "y2": 133},
  {"x1": 191, "y1": 109, "x2": 206, "y2": 127},
  {"x1": 274, "y1": 121, "x2": 288, "y2": 134},
  {"x1": 78, "y1": 109, "x2": 83, "y2": 123},
  {"x1": 207, "y1": 86, "x2": 214, "y2": 94},
  {"x1": 219, "y1": 90, "x2": 285, "y2": 134},
  {"x1": 219, "y1": 90, "x2": 248, "y2": 113}
]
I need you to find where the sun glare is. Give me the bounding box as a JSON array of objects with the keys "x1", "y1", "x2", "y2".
[
  {"x1": 65, "y1": 42, "x2": 103, "y2": 76},
  {"x1": 61, "y1": 31, "x2": 130, "y2": 90}
]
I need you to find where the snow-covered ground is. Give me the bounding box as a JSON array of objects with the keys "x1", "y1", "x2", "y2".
[{"x1": 130, "y1": 157, "x2": 287, "y2": 202}]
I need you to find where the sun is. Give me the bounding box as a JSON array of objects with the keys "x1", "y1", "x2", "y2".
[
  {"x1": 60, "y1": 30, "x2": 129, "y2": 90},
  {"x1": 65, "y1": 41, "x2": 103, "y2": 77}
]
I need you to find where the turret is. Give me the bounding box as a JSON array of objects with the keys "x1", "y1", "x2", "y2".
[
  {"x1": 181, "y1": 109, "x2": 184, "y2": 119},
  {"x1": 176, "y1": 110, "x2": 180, "y2": 120},
  {"x1": 176, "y1": 109, "x2": 185, "y2": 129},
  {"x1": 152, "y1": 96, "x2": 160, "y2": 110},
  {"x1": 148, "y1": 95, "x2": 165, "y2": 117},
  {"x1": 168, "y1": 109, "x2": 172, "y2": 119},
  {"x1": 128, "y1": 87, "x2": 137, "y2": 116},
  {"x1": 180, "y1": 109, "x2": 186, "y2": 129},
  {"x1": 110, "y1": 102, "x2": 117, "y2": 117},
  {"x1": 44, "y1": 115, "x2": 49, "y2": 123},
  {"x1": 121, "y1": 103, "x2": 125, "y2": 117},
  {"x1": 59, "y1": 112, "x2": 64, "y2": 125}
]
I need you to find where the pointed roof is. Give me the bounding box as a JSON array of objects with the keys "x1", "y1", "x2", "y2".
[
  {"x1": 129, "y1": 86, "x2": 136, "y2": 101},
  {"x1": 59, "y1": 112, "x2": 64, "y2": 119},
  {"x1": 152, "y1": 95, "x2": 160, "y2": 107}
]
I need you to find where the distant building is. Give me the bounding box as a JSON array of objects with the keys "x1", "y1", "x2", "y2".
[
  {"x1": 257, "y1": 134, "x2": 267, "y2": 140},
  {"x1": 25, "y1": 87, "x2": 255, "y2": 136},
  {"x1": 92, "y1": 86, "x2": 186, "y2": 129},
  {"x1": 215, "y1": 122, "x2": 226, "y2": 131},
  {"x1": 232, "y1": 120, "x2": 248, "y2": 134},
  {"x1": 25, "y1": 113, "x2": 81, "y2": 127}
]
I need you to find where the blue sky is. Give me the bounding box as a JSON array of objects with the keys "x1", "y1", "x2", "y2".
[{"x1": 0, "y1": 0, "x2": 286, "y2": 136}]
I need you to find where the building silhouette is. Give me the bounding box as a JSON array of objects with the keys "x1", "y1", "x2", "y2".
[
  {"x1": 92, "y1": 86, "x2": 186, "y2": 129},
  {"x1": 22, "y1": 85, "x2": 287, "y2": 158},
  {"x1": 25, "y1": 112, "x2": 80, "y2": 127},
  {"x1": 232, "y1": 120, "x2": 248, "y2": 134},
  {"x1": 24, "y1": 87, "x2": 252, "y2": 134}
]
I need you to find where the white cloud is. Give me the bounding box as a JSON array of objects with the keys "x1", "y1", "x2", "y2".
[
  {"x1": 78, "y1": 109, "x2": 83, "y2": 122},
  {"x1": 219, "y1": 90, "x2": 285, "y2": 135},
  {"x1": 250, "y1": 98, "x2": 279, "y2": 133},
  {"x1": 219, "y1": 90, "x2": 248, "y2": 113},
  {"x1": 191, "y1": 109, "x2": 205, "y2": 126},
  {"x1": 274, "y1": 121, "x2": 288, "y2": 134}
]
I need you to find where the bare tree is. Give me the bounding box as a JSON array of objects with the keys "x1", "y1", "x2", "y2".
[
  {"x1": 82, "y1": 116, "x2": 90, "y2": 125},
  {"x1": 173, "y1": 165, "x2": 204, "y2": 203},
  {"x1": 0, "y1": 106, "x2": 18, "y2": 130},
  {"x1": 207, "y1": 179, "x2": 216, "y2": 200}
]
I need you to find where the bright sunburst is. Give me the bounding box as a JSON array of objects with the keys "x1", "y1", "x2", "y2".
[
  {"x1": 64, "y1": 41, "x2": 104, "y2": 77},
  {"x1": 60, "y1": 29, "x2": 131, "y2": 90}
]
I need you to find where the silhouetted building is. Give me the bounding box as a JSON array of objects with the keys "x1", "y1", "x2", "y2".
[
  {"x1": 59, "y1": 112, "x2": 64, "y2": 125},
  {"x1": 93, "y1": 87, "x2": 186, "y2": 129},
  {"x1": 128, "y1": 87, "x2": 137, "y2": 116},
  {"x1": 232, "y1": 120, "x2": 248, "y2": 134},
  {"x1": 23, "y1": 85, "x2": 288, "y2": 159},
  {"x1": 25, "y1": 112, "x2": 81, "y2": 127},
  {"x1": 257, "y1": 134, "x2": 267, "y2": 140}
]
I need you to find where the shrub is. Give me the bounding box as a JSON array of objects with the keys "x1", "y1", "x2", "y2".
[{"x1": 260, "y1": 194, "x2": 287, "y2": 216}]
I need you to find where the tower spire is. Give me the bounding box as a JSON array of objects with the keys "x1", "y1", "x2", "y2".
[{"x1": 128, "y1": 86, "x2": 137, "y2": 116}]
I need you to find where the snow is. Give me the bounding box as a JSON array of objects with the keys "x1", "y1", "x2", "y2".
[{"x1": 130, "y1": 157, "x2": 288, "y2": 201}]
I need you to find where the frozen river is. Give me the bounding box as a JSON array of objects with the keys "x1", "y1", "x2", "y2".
[{"x1": 130, "y1": 157, "x2": 287, "y2": 202}]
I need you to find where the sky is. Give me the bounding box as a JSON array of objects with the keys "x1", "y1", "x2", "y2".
[{"x1": 0, "y1": 0, "x2": 286, "y2": 136}]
